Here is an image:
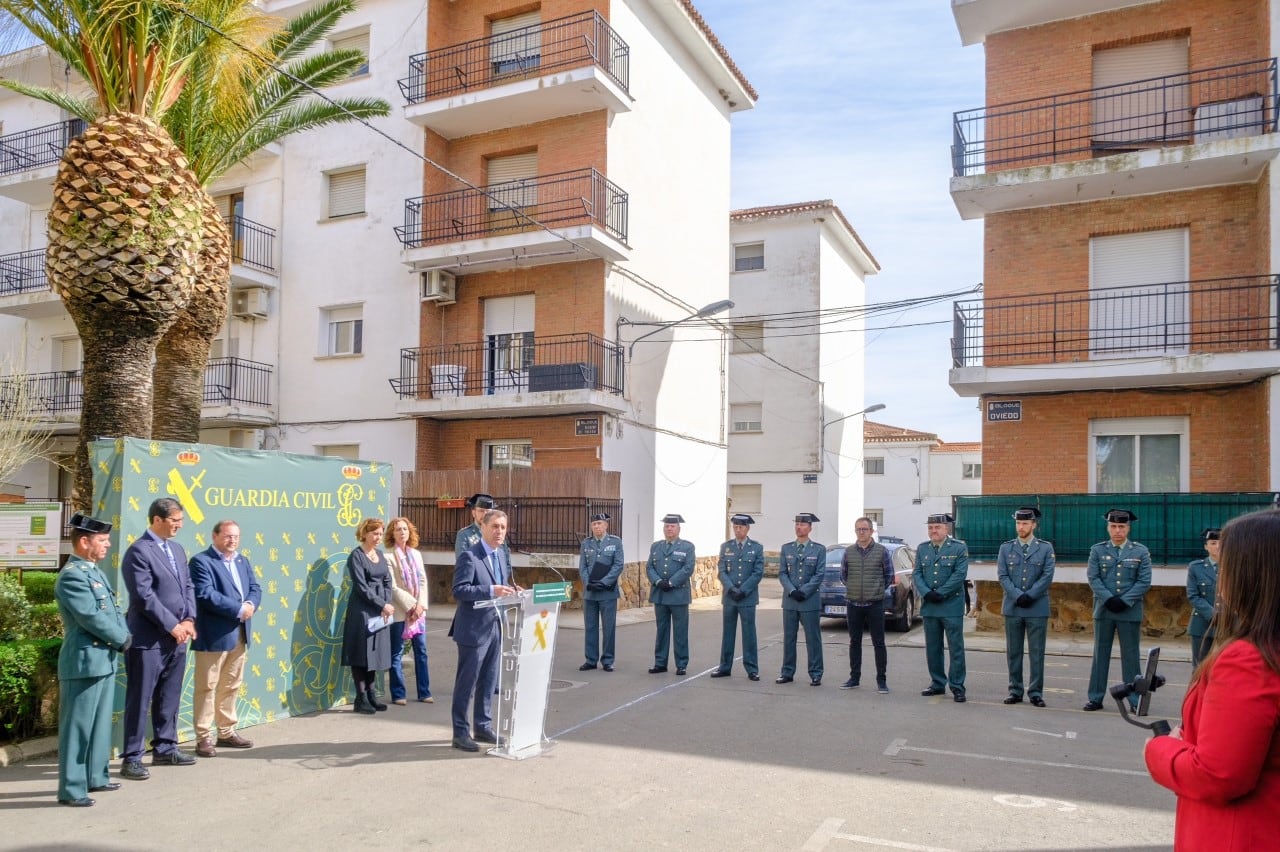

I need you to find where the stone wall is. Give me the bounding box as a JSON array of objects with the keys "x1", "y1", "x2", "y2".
[{"x1": 973, "y1": 580, "x2": 1192, "y2": 639}]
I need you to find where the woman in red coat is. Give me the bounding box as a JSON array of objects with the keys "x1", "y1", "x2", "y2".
[{"x1": 1144, "y1": 508, "x2": 1280, "y2": 851}]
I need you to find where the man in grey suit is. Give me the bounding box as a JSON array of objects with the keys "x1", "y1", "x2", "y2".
[
  {"x1": 120, "y1": 497, "x2": 198, "y2": 779},
  {"x1": 997, "y1": 507, "x2": 1055, "y2": 707},
  {"x1": 450, "y1": 509, "x2": 520, "y2": 752}
]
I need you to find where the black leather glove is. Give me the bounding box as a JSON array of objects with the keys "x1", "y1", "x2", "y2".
[
  {"x1": 925, "y1": 590, "x2": 944, "y2": 604},
  {"x1": 1015, "y1": 593, "x2": 1033, "y2": 608},
  {"x1": 731, "y1": 588, "x2": 746, "y2": 601},
  {"x1": 1105, "y1": 596, "x2": 1129, "y2": 613},
  {"x1": 789, "y1": 589, "x2": 806, "y2": 602},
  {"x1": 659, "y1": 579, "x2": 674, "y2": 591},
  {"x1": 586, "y1": 581, "x2": 605, "y2": 592}
]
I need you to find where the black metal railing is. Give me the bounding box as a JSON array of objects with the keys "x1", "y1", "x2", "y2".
[
  {"x1": 398, "y1": 10, "x2": 629, "y2": 104},
  {"x1": 953, "y1": 58, "x2": 1279, "y2": 176},
  {"x1": 0, "y1": 118, "x2": 85, "y2": 177},
  {"x1": 400, "y1": 496, "x2": 623, "y2": 553},
  {"x1": 0, "y1": 249, "x2": 49, "y2": 296},
  {"x1": 390, "y1": 332, "x2": 624, "y2": 399},
  {"x1": 951, "y1": 274, "x2": 1279, "y2": 368},
  {"x1": 395, "y1": 167, "x2": 628, "y2": 248},
  {"x1": 226, "y1": 216, "x2": 276, "y2": 272},
  {"x1": 955, "y1": 493, "x2": 1279, "y2": 563},
  {"x1": 0, "y1": 370, "x2": 83, "y2": 416},
  {"x1": 203, "y1": 357, "x2": 273, "y2": 407}
]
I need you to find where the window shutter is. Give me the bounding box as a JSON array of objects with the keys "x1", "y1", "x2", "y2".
[
  {"x1": 1092, "y1": 39, "x2": 1189, "y2": 143},
  {"x1": 1092, "y1": 39, "x2": 1189, "y2": 88},
  {"x1": 491, "y1": 11, "x2": 541, "y2": 68},
  {"x1": 328, "y1": 168, "x2": 366, "y2": 218},
  {"x1": 1090, "y1": 229, "x2": 1189, "y2": 356},
  {"x1": 486, "y1": 153, "x2": 538, "y2": 209},
  {"x1": 1090, "y1": 229, "x2": 1187, "y2": 288},
  {"x1": 333, "y1": 30, "x2": 370, "y2": 75}
]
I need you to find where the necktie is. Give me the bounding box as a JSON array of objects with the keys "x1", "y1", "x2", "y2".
[
  {"x1": 491, "y1": 551, "x2": 503, "y2": 584},
  {"x1": 160, "y1": 541, "x2": 178, "y2": 578}
]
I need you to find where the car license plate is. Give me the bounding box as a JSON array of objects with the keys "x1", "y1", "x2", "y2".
[{"x1": 825, "y1": 605, "x2": 847, "y2": 616}]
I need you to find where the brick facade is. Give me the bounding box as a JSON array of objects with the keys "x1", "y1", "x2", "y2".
[
  {"x1": 415, "y1": 414, "x2": 602, "y2": 471},
  {"x1": 426, "y1": 0, "x2": 609, "y2": 52}
]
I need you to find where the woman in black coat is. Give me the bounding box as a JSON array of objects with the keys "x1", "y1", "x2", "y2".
[{"x1": 341, "y1": 517, "x2": 394, "y2": 714}]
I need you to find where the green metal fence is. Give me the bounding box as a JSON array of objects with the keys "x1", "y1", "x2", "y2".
[{"x1": 954, "y1": 493, "x2": 1279, "y2": 563}]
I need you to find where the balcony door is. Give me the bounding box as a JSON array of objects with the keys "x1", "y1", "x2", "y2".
[
  {"x1": 1089, "y1": 229, "x2": 1189, "y2": 358},
  {"x1": 486, "y1": 152, "x2": 537, "y2": 234},
  {"x1": 490, "y1": 10, "x2": 541, "y2": 77},
  {"x1": 484, "y1": 294, "x2": 534, "y2": 395},
  {"x1": 215, "y1": 192, "x2": 245, "y2": 262},
  {"x1": 1091, "y1": 38, "x2": 1189, "y2": 148}
]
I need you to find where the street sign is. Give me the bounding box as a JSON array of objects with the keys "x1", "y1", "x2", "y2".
[{"x1": 987, "y1": 400, "x2": 1022, "y2": 422}]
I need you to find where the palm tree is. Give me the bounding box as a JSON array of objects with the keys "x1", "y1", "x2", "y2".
[{"x1": 152, "y1": 0, "x2": 390, "y2": 442}]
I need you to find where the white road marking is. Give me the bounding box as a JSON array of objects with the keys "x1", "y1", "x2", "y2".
[
  {"x1": 883, "y1": 738, "x2": 1145, "y2": 776},
  {"x1": 993, "y1": 793, "x2": 1078, "y2": 812},
  {"x1": 1012, "y1": 726, "x2": 1078, "y2": 739},
  {"x1": 802, "y1": 818, "x2": 957, "y2": 852},
  {"x1": 549, "y1": 666, "x2": 717, "y2": 739}
]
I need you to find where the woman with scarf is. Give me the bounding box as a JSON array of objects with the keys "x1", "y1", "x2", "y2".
[{"x1": 386, "y1": 517, "x2": 432, "y2": 704}]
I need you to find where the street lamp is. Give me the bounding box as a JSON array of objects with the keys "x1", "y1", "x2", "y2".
[
  {"x1": 822, "y1": 402, "x2": 886, "y2": 432},
  {"x1": 621, "y1": 299, "x2": 735, "y2": 358}
]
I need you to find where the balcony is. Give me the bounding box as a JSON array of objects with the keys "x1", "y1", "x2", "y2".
[
  {"x1": 396, "y1": 168, "x2": 628, "y2": 273},
  {"x1": 0, "y1": 118, "x2": 84, "y2": 204},
  {"x1": 400, "y1": 496, "x2": 623, "y2": 553},
  {"x1": 0, "y1": 249, "x2": 62, "y2": 318},
  {"x1": 950, "y1": 59, "x2": 1280, "y2": 219},
  {"x1": 398, "y1": 10, "x2": 631, "y2": 139},
  {"x1": 227, "y1": 216, "x2": 278, "y2": 289},
  {"x1": 949, "y1": 274, "x2": 1280, "y2": 396},
  {"x1": 389, "y1": 332, "x2": 625, "y2": 419},
  {"x1": 954, "y1": 492, "x2": 1277, "y2": 563}
]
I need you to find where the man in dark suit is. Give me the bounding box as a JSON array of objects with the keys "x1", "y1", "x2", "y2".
[
  {"x1": 450, "y1": 509, "x2": 520, "y2": 752},
  {"x1": 190, "y1": 519, "x2": 263, "y2": 757},
  {"x1": 120, "y1": 497, "x2": 198, "y2": 779}
]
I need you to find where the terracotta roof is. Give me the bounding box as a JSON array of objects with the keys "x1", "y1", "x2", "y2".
[
  {"x1": 863, "y1": 420, "x2": 938, "y2": 443},
  {"x1": 731, "y1": 199, "x2": 879, "y2": 270},
  {"x1": 932, "y1": 441, "x2": 982, "y2": 454},
  {"x1": 678, "y1": 1, "x2": 759, "y2": 102}
]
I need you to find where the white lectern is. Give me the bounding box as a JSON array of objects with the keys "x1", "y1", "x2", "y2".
[{"x1": 476, "y1": 582, "x2": 570, "y2": 759}]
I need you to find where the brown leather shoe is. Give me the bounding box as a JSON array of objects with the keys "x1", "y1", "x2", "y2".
[
  {"x1": 216, "y1": 733, "x2": 253, "y2": 749},
  {"x1": 195, "y1": 737, "x2": 217, "y2": 758}
]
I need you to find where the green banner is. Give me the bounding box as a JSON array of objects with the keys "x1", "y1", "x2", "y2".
[
  {"x1": 90, "y1": 438, "x2": 392, "y2": 743},
  {"x1": 531, "y1": 582, "x2": 572, "y2": 604}
]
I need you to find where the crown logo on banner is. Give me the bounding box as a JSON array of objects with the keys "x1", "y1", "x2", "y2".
[
  {"x1": 177, "y1": 450, "x2": 201, "y2": 466},
  {"x1": 341, "y1": 465, "x2": 362, "y2": 480}
]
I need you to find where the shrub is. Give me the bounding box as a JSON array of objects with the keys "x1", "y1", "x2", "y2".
[
  {"x1": 28, "y1": 603, "x2": 64, "y2": 640},
  {"x1": 20, "y1": 572, "x2": 57, "y2": 605},
  {"x1": 0, "y1": 640, "x2": 60, "y2": 739},
  {"x1": 0, "y1": 575, "x2": 31, "y2": 642}
]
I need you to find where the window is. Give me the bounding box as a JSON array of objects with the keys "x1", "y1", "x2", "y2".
[
  {"x1": 730, "y1": 403, "x2": 762, "y2": 433},
  {"x1": 491, "y1": 11, "x2": 541, "y2": 75},
  {"x1": 734, "y1": 242, "x2": 764, "y2": 272},
  {"x1": 864, "y1": 509, "x2": 884, "y2": 526},
  {"x1": 962, "y1": 463, "x2": 982, "y2": 480},
  {"x1": 486, "y1": 152, "x2": 538, "y2": 213},
  {"x1": 484, "y1": 295, "x2": 534, "y2": 394},
  {"x1": 326, "y1": 167, "x2": 366, "y2": 219},
  {"x1": 484, "y1": 441, "x2": 533, "y2": 471},
  {"x1": 731, "y1": 321, "x2": 764, "y2": 354},
  {"x1": 1092, "y1": 38, "x2": 1189, "y2": 144},
  {"x1": 330, "y1": 29, "x2": 370, "y2": 77},
  {"x1": 863, "y1": 457, "x2": 885, "y2": 475},
  {"x1": 1090, "y1": 417, "x2": 1188, "y2": 492},
  {"x1": 729, "y1": 484, "x2": 761, "y2": 514},
  {"x1": 317, "y1": 444, "x2": 359, "y2": 459},
  {"x1": 322, "y1": 305, "x2": 363, "y2": 356},
  {"x1": 1089, "y1": 229, "x2": 1188, "y2": 357}
]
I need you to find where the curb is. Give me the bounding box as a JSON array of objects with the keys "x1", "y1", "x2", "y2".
[{"x1": 0, "y1": 735, "x2": 57, "y2": 767}]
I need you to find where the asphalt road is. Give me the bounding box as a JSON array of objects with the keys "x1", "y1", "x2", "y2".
[{"x1": 0, "y1": 587, "x2": 1181, "y2": 851}]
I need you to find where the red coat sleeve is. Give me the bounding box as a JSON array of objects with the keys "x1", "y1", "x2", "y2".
[{"x1": 1145, "y1": 641, "x2": 1280, "y2": 804}]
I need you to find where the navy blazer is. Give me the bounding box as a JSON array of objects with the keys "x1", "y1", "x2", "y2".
[
  {"x1": 450, "y1": 540, "x2": 506, "y2": 647},
  {"x1": 121, "y1": 533, "x2": 196, "y2": 648},
  {"x1": 190, "y1": 546, "x2": 263, "y2": 652}
]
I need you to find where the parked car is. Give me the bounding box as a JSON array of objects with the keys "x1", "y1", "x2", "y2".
[{"x1": 820, "y1": 538, "x2": 918, "y2": 631}]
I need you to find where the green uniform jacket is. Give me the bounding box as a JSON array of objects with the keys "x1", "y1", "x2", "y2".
[
  {"x1": 1087, "y1": 540, "x2": 1152, "y2": 622},
  {"x1": 718, "y1": 537, "x2": 764, "y2": 606},
  {"x1": 1186, "y1": 557, "x2": 1218, "y2": 636},
  {"x1": 54, "y1": 556, "x2": 130, "y2": 679},
  {"x1": 913, "y1": 537, "x2": 969, "y2": 618},
  {"x1": 646, "y1": 538, "x2": 694, "y2": 605},
  {"x1": 579, "y1": 534, "x2": 624, "y2": 601},
  {"x1": 779, "y1": 540, "x2": 825, "y2": 612},
  {"x1": 455, "y1": 522, "x2": 510, "y2": 563},
  {"x1": 997, "y1": 537, "x2": 1056, "y2": 618}
]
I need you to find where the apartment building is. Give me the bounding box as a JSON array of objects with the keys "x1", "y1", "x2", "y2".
[
  {"x1": 948, "y1": 0, "x2": 1280, "y2": 535},
  {"x1": 726, "y1": 201, "x2": 879, "y2": 547},
  {"x1": 862, "y1": 420, "x2": 982, "y2": 538}
]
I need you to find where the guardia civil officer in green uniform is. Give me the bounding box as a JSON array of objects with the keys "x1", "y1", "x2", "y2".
[
  {"x1": 454, "y1": 493, "x2": 496, "y2": 557},
  {"x1": 1186, "y1": 527, "x2": 1220, "y2": 669},
  {"x1": 1084, "y1": 508, "x2": 1152, "y2": 711},
  {"x1": 710, "y1": 513, "x2": 765, "y2": 681},
  {"x1": 578, "y1": 512, "x2": 624, "y2": 672},
  {"x1": 914, "y1": 513, "x2": 969, "y2": 702},
  {"x1": 54, "y1": 514, "x2": 131, "y2": 807},
  {"x1": 997, "y1": 507, "x2": 1055, "y2": 707},
  {"x1": 646, "y1": 514, "x2": 694, "y2": 675},
  {"x1": 777, "y1": 513, "x2": 825, "y2": 686}
]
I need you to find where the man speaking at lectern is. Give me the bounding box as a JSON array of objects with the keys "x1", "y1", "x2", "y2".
[{"x1": 450, "y1": 509, "x2": 521, "y2": 752}]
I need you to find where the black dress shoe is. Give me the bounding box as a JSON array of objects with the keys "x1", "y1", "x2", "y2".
[
  {"x1": 648, "y1": 666, "x2": 667, "y2": 674},
  {"x1": 747, "y1": 672, "x2": 760, "y2": 681},
  {"x1": 775, "y1": 676, "x2": 794, "y2": 684},
  {"x1": 602, "y1": 664, "x2": 614, "y2": 672},
  {"x1": 1082, "y1": 700, "x2": 1104, "y2": 711},
  {"x1": 810, "y1": 678, "x2": 822, "y2": 687},
  {"x1": 1003, "y1": 695, "x2": 1023, "y2": 705},
  {"x1": 709, "y1": 669, "x2": 731, "y2": 678},
  {"x1": 920, "y1": 687, "x2": 945, "y2": 696},
  {"x1": 151, "y1": 750, "x2": 196, "y2": 766},
  {"x1": 676, "y1": 668, "x2": 687, "y2": 676},
  {"x1": 1030, "y1": 696, "x2": 1046, "y2": 708},
  {"x1": 89, "y1": 783, "x2": 121, "y2": 792},
  {"x1": 473, "y1": 728, "x2": 497, "y2": 744},
  {"x1": 452, "y1": 735, "x2": 480, "y2": 752},
  {"x1": 579, "y1": 662, "x2": 598, "y2": 671},
  {"x1": 120, "y1": 761, "x2": 150, "y2": 780},
  {"x1": 953, "y1": 693, "x2": 967, "y2": 703},
  {"x1": 58, "y1": 797, "x2": 94, "y2": 807}
]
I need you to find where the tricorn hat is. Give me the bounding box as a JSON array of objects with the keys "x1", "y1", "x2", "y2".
[
  {"x1": 1012, "y1": 507, "x2": 1041, "y2": 521},
  {"x1": 1104, "y1": 508, "x2": 1137, "y2": 524},
  {"x1": 927, "y1": 513, "x2": 954, "y2": 525},
  {"x1": 467, "y1": 493, "x2": 497, "y2": 510},
  {"x1": 590, "y1": 512, "x2": 611, "y2": 522},
  {"x1": 729, "y1": 513, "x2": 755, "y2": 526},
  {"x1": 661, "y1": 513, "x2": 685, "y2": 525},
  {"x1": 794, "y1": 513, "x2": 819, "y2": 524},
  {"x1": 69, "y1": 513, "x2": 112, "y2": 534}
]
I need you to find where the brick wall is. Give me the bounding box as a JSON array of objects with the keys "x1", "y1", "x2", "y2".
[
  {"x1": 415, "y1": 414, "x2": 602, "y2": 470},
  {"x1": 428, "y1": 0, "x2": 610, "y2": 51}
]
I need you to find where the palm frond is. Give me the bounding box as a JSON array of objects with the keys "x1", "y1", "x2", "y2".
[{"x1": 0, "y1": 79, "x2": 96, "y2": 120}]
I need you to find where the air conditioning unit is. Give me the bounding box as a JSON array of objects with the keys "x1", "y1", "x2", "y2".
[
  {"x1": 1194, "y1": 96, "x2": 1265, "y2": 142},
  {"x1": 228, "y1": 428, "x2": 264, "y2": 450},
  {"x1": 231, "y1": 286, "x2": 269, "y2": 319},
  {"x1": 420, "y1": 269, "x2": 457, "y2": 304}
]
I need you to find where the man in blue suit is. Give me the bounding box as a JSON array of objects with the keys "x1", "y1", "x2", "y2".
[
  {"x1": 190, "y1": 519, "x2": 263, "y2": 757},
  {"x1": 120, "y1": 497, "x2": 198, "y2": 779},
  {"x1": 450, "y1": 509, "x2": 520, "y2": 752},
  {"x1": 997, "y1": 507, "x2": 1056, "y2": 707}
]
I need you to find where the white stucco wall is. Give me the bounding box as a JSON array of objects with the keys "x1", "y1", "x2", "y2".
[{"x1": 863, "y1": 437, "x2": 982, "y2": 540}]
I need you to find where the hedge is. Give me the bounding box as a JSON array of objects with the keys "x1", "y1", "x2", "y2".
[
  {"x1": 0, "y1": 575, "x2": 30, "y2": 642},
  {"x1": 28, "y1": 603, "x2": 64, "y2": 641},
  {"x1": 20, "y1": 572, "x2": 57, "y2": 605},
  {"x1": 0, "y1": 639, "x2": 60, "y2": 740}
]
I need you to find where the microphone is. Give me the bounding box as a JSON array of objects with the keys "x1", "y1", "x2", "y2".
[{"x1": 516, "y1": 549, "x2": 567, "y2": 584}]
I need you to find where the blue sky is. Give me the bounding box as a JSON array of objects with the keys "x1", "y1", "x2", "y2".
[{"x1": 698, "y1": 0, "x2": 986, "y2": 442}]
